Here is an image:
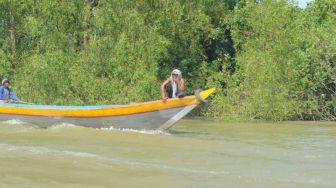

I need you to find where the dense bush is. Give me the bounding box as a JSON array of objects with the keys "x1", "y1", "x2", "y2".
[{"x1": 0, "y1": 0, "x2": 334, "y2": 120}]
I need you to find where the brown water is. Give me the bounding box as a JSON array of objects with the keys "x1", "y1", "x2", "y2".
[{"x1": 0, "y1": 119, "x2": 335, "y2": 188}]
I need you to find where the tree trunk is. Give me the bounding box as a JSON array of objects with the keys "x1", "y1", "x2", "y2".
[
  {"x1": 9, "y1": 13, "x2": 17, "y2": 69},
  {"x1": 83, "y1": 0, "x2": 98, "y2": 63},
  {"x1": 10, "y1": 14, "x2": 16, "y2": 55}
]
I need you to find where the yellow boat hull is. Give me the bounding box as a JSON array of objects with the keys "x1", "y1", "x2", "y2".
[{"x1": 0, "y1": 88, "x2": 215, "y2": 130}]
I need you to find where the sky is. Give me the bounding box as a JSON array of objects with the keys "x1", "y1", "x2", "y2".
[{"x1": 297, "y1": 0, "x2": 314, "y2": 8}]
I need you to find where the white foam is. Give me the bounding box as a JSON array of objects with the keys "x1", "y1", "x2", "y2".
[
  {"x1": 61, "y1": 150, "x2": 101, "y2": 158},
  {"x1": 2, "y1": 119, "x2": 26, "y2": 125},
  {"x1": 50, "y1": 123, "x2": 76, "y2": 129},
  {"x1": 99, "y1": 126, "x2": 170, "y2": 135},
  {"x1": 304, "y1": 154, "x2": 320, "y2": 159}
]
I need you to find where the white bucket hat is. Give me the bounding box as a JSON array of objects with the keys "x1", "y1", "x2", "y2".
[{"x1": 171, "y1": 69, "x2": 182, "y2": 78}]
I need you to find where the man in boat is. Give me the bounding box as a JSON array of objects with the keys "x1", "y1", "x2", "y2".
[
  {"x1": 161, "y1": 69, "x2": 185, "y2": 101},
  {"x1": 0, "y1": 79, "x2": 19, "y2": 103}
]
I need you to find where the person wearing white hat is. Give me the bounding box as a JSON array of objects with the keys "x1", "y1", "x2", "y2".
[
  {"x1": 161, "y1": 69, "x2": 185, "y2": 101},
  {"x1": 0, "y1": 79, "x2": 19, "y2": 103}
]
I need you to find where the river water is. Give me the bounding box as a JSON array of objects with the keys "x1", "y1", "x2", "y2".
[{"x1": 0, "y1": 119, "x2": 335, "y2": 188}]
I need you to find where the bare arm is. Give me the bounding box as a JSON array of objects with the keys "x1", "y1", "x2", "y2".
[
  {"x1": 177, "y1": 79, "x2": 185, "y2": 92},
  {"x1": 161, "y1": 79, "x2": 170, "y2": 99}
]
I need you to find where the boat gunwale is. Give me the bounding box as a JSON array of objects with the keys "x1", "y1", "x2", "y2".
[
  {"x1": 0, "y1": 104, "x2": 199, "y2": 118},
  {"x1": 0, "y1": 96, "x2": 198, "y2": 117},
  {"x1": 0, "y1": 88, "x2": 215, "y2": 118},
  {"x1": 0, "y1": 96, "x2": 196, "y2": 110}
]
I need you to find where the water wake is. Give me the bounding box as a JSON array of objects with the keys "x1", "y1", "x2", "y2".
[
  {"x1": 0, "y1": 143, "x2": 226, "y2": 175},
  {"x1": 1, "y1": 119, "x2": 171, "y2": 135},
  {"x1": 0, "y1": 143, "x2": 99, "y2": 158}
]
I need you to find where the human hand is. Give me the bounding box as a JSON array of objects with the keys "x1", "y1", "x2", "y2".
[{"x1": 162, "y1": 97, "x2": 168, "y2": 102}]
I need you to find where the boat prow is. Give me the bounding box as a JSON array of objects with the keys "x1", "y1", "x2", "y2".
[{"x1": 0, "y1": 88, "x2": 216, "y2": 130}]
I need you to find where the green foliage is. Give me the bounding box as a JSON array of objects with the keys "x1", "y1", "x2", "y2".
[
  {"x1": 0, "y1": 0, "x2": 334, "y2": 120},
  {"x1": 0, "y1": 50, "x2": 12, "y2": 79},
  {"x1": 207, "y1": 0, "x2": 335, "y2": 120}
]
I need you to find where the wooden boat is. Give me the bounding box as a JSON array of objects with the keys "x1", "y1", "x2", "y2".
[{"x1": 0, "y1": 88, "x2": 215, "y2": 130}]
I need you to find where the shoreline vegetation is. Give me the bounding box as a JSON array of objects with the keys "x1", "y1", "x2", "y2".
[{"x1": 0, "y1": 0, "x2": 335, "y2": 121}]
